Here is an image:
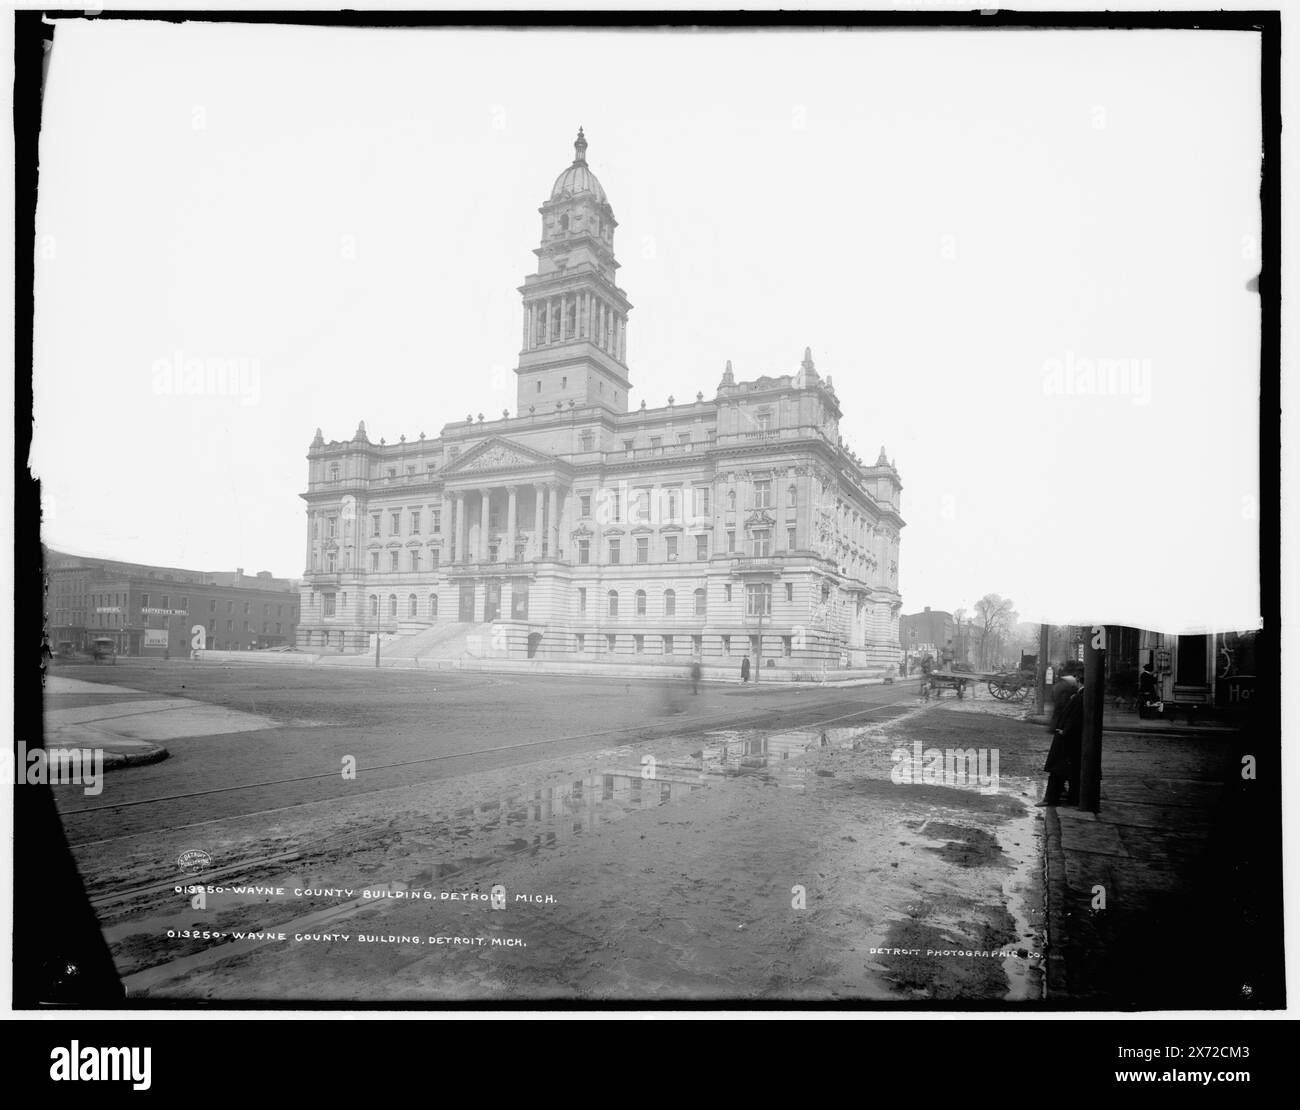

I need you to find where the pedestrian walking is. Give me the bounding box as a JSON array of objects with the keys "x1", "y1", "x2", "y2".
[
  {"x1": 1138, "y1": 662, "x2": 1162, "y2": 717},
  {"x1": 690, "y1": 660, "x2": 701, "y2": 694},
  {"x1": 740, "y1": 656, "x2": 751, "y2": 683},
  {"x1": 940, "y1": 639, "x2": 955, "y2": 671}
]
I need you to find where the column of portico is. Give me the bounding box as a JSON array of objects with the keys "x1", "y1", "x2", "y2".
[
  {"x1": 451, "y1": 493, "x2": 464, "y2": 564},
  {"x1": 506, "y1": 486, "x2": 518, "y2": 561},
  {"x1": 478, "y1": 488, "x2": 490, "y2": 561},
  {"x1": 533, "y1": 483, "x2": 547, "y2": 558},
  {"x1": 548, "y1": 486, "x2": 559, "y2": 559}
]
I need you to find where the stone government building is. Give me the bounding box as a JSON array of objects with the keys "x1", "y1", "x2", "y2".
[{"x1": 299, "y1": 131, "x2": 904, "y2": 675}]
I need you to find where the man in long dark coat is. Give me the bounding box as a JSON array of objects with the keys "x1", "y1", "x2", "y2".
[{"x1": 1038, "y1": 674, "x2": 1083, "y2": 806}]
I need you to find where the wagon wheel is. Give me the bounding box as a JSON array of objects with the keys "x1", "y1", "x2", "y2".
[
  {"x1": 1006, "y1": 678, "x2": 1029, "y2": 702},
  {"x1": 988, "y1": 678, "x2": 1008, "y2": 700}
]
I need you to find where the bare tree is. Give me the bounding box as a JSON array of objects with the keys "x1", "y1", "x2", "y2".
[{"x1": 973, "y1": 593, "x2": 1017, "y2": 669}]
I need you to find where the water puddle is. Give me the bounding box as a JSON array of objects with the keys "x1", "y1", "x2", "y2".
[{"x1": 103, "y1": 721, "x2": 882, "y2": 982}]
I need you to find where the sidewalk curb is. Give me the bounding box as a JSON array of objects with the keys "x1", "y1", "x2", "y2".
[
  {"x1": 1040, "y1": 804, "x2": 1071, "y2": 998},
  {"x1": 102, "y1": 744, "x2": 169, "y2": 771}
]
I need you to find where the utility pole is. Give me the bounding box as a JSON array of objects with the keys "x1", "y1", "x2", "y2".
[
  {"x1": 1035, "y1": 622, "x2": 1050, "y2": 715},
  {"x1": 1080, "y1": 627, "x2": 1106, "y2": 813}
]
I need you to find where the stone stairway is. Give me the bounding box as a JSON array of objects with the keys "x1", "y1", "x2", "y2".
[{"x1": 377, "y1": 621, "x2": 479, "y2": 661}]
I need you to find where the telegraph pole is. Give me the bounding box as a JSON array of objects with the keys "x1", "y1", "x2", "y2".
[
  {"x1": 1035, "y1": 622, "x2": 1050, "y2": 715},
  {"x1": 1079, "y1": 626, "x2": 1106, "y2": 813}
]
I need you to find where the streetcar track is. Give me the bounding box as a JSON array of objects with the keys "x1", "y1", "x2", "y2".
[
  {"x1": 60, "y1": 695, "x2": 912, "y2": 820},
  {"x1": 66, "y1": 697, "x2": 918, "y2": 857},
  {"x1": 88, "y1": 698, "x2": 919, "y2": 920}
]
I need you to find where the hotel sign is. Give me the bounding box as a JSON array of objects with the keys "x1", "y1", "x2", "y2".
[{"x1": 141, "y1": 607, "x2": 188, "y2": 616}]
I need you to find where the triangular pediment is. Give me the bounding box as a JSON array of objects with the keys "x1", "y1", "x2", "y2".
[{"x1": 442, "y1": 436, "x2": 558, "y2": 477}]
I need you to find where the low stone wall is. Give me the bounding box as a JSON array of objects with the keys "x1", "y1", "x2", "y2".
[{"x1": 196, "y1": 650, "x2": 320, "y2": 666}]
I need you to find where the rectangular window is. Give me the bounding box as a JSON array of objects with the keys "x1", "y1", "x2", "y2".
[
  {"x1": 371, "y1": 551, "x2": 380, "y2": 571},
  {"x1": 390, "y1": 551, "x2": 400, "y2": 572},
  {"x1": 322, "y1": 593, "x2": 337, "y2": 618},
  {"x1": 693, "y1": 487, "x2": 710, "y2": 517},
  {"x1": 746, "y1": 583, "x2": 771, "y2": 617},
  {"x1": 611, "y1": 490, "x2": 622, "y2": 522},
  {"x1": 634, "y1": 634, "x2": 645, "y2": 654},
  {"x1": 580, "y1": 431, "x2": 594, "y2": 452},
  {"x1": 785, "y1": 582, "x2": 794, "y2": 601},
  {"x1": 649, "y1": 437, "x2": 662, "y2": 455},
  {"x1": 430, "y1": 549, "x2": 440, "y2": 568},
  {"x1": 724, "y1": 584, "x2": 733, "y2": 602},
  {"x1": 721, "y1": 635, "x2": 731, "y2": 656},
  {"x1": 696, "y1": 535, "x2": 708, "y2": 561},
  {"x1": 782, "y1": 636, "x2": 793, "y2": 657},
  {"x1": 227, "y1": 620, "x2": 233, "y2": 631},
  {"x1": 607, "y1": 633, "x2": 617, "y2": 653},
  {"x1": 623, "y1": 440, "x2": 634, "y2": 458},
  {"x1": 636, "y1": 536, "x2": 649, "y2": 563},
  {"x1": 727, "y1": 529, "x2": 736, "y2": 553},
  {"x1": 372, "y1": 514, "x2": 381, "y2": 537},
  {"x1": 391, "y1": 512, "x2": 401, "y2": 534},
  {"x1": 410, "y1": 550, "x2": 421, "y2": 572},
  {"x1": 276, "y1": 623, "x2": 282, "y2": 634},
  {"x1": 432, "y1": 509, "x2": 441, "y2": 533},
  {"x1": 578, "y1": 587, "x2": 587, "y2": 615},
  {"x1": 209, "y1": 599, "x2": 216, "y2": 613},
  {"x1": 663, "y1": 635, "x2": 673, "y2": 655},
  {"x1": 752, "y1": 529, "x2": 771, "y2": 557},
  {"x1": 665, "y1": 535, "x2": 679, "y2": 561},
  {"x1": 141, "y1": 593, "x2": 149, "y2": 608},
  {"x1": 754, "y1": 479, "x2": 772, "y2": 508},
  {"x1": 634, "y1": 489, "x2": 651, "y2": 524},
  {"x1": 692, "y1": 635, "x2": 702, "y2": 654},
  {"x1": 788, "y1": 526, "x2": 797, "y2": 551},
  {"x1": 411, "y1": 511, "x2": 421, "y2": 534},
  {"x1": 580, "y1": 493, "x2": 591, "y2": 517},
  {"x1": 578, "y1": 539, "x2": 591, "y2": 564},
  {"x1": 608, "y1": 539, "x2": 621, "y2": 564},
  {"x1": 576, "y1": 633, "x2": 585, "y2": 652}
]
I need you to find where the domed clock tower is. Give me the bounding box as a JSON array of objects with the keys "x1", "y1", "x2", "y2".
[{"x1": 515, "y1": 129, "x2": 633, "y2": 414}]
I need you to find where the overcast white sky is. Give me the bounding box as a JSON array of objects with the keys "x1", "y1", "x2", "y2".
[{"x1": 30, "y1": 19, "x2": 1263, "y2": 631}]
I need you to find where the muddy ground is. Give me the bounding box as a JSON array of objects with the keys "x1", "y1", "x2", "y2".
[{"x1": 82, "y1": 697, "x2": 1049, "y2": 1003}]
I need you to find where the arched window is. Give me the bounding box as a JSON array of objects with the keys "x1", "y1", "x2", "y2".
[
  {"x1": 787, "y1": 484, "x2": 798, "y2": 507},
  {"x1": 663, "y1": 589, "x2": 676, "y2": 617},
  {"x1": 727, "y1": 489, "x2": 736, "y2": 509},
  {"x1": 694, "y1": 588, "x2": 707, "y2": 616},
  {"x1": 607, "y1": 591, "x2": 619, "y2": 617},
  {"x1": 369, "y1": 594, "x2": 378, "y2": 617},
  {"x1": 635, "y1": 590, "x2": 647, "y2": 616},
  {"x1": 429, "y1": 593, "x2": 438, "y2": 619},
  {"x1": 408, "y1": 594, "x2": 418, "y2": 618},
  {"x1": 388, "y1": 594, "x2": 398, "y2": 617},
  {"x1": 329, "y1": 464, "x2": 339, "y2": 481}
]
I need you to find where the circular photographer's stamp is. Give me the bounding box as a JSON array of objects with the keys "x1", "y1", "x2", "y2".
[{"x1": 177, "y1": 848, "x2": 212, "y2": 874}]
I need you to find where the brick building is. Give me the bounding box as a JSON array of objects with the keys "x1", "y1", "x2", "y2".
[{"x1": 45, "y1": 548, "x2": 299, "y2": 657}]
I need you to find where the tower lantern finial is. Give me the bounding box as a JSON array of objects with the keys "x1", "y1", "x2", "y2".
[{"x1": 573, "y1": 126, "x2": 587, "y2": 164}]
